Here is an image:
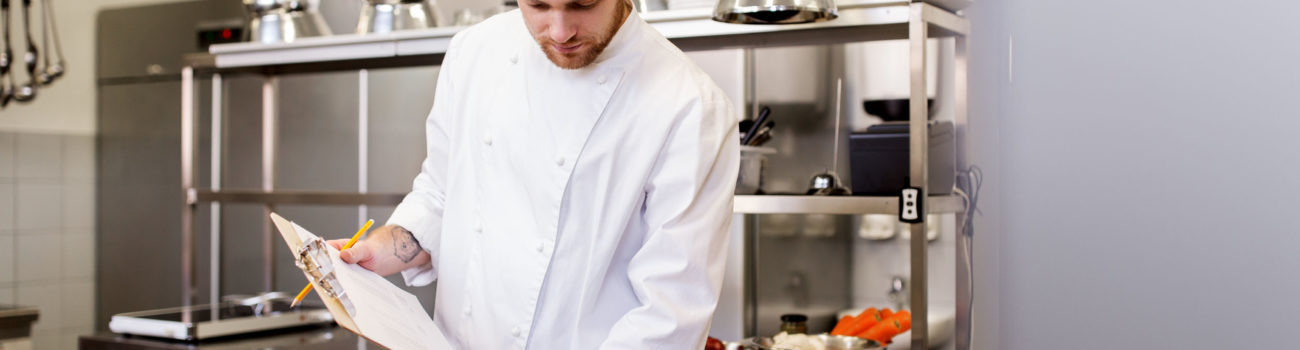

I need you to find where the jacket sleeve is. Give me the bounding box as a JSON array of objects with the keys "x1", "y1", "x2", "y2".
[
  {"x1": 600, "y1": 90, "x2": 741, "y2": 349},
  {"x1": 386, "y1": 32, "x2": 466, "y2": 287}
]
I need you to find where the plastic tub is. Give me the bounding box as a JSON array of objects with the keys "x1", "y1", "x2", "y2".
[{"x1": 736, "y1": 146, "x2": 777, "y2": 194}]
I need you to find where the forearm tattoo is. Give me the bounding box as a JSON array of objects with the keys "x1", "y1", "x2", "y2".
[{"x1": 392, "y1": 226, "x2": 421, "y2": 263}]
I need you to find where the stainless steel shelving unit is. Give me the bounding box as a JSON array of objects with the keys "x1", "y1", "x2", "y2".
[{"x1": 180, "y1": 1, "x2": 969, "y2": 348}]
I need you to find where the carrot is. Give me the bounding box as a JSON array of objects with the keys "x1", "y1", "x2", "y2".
[
  {"x1": 852, "y1": 307, "x2": 877, "y2": 322},
  {"x1": 831, "y1": 308, "x2": 872, "y2": 336},
  {"x1": 832, "y1": 309, "x2": 870, "y2": 336},
  {"x1": 830, "y1": 315, "x2": 854, "y2": 335},
  {"x1": 861, "y1": 310, "x2": 912, "y2": 344},
  {"x1": 865, "y1": 309, "x2": 894, "y2": 336},
  {"x1": 840, "y1": 308, "x2": 887, "y2": 336}
]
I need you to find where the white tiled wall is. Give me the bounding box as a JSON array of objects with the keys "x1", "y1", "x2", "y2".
[{"x1": 0, "y1": 131, "x2": 97, "y2": 349}]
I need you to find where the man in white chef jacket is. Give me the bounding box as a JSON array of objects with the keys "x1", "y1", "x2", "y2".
[{"x1": 328, "y1": 0, "x2": 739, "y2": 347}]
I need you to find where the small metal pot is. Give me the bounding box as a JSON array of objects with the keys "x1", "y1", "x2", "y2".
[
  {"x1": 244, "y1": 0, "x2": 332, "y2": 43},
  {"x1": 357, "y1": 0, "x2": 441, "y2": 34}
]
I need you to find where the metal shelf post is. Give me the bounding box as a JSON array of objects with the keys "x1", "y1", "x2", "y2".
[
  {"x1": 210, "y1": 73, "x2": 224, "y2": 309},
  {"x1": 908, "y1": 4, "x2": 931, "y2": 349},
  {"x1": 260, "y1": 76, "x2": 279, "y2": 293},
  {"x1": 180, "y1": 66, "x2": 197, "y2": 321}
]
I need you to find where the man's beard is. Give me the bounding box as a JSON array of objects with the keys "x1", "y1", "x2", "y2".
[{"x1": 535, "y1": 4, "x2": 629, "y2": 70}]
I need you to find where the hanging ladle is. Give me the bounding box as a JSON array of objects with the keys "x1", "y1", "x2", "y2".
[
  {"x1": 806, "y1": 78, "x2": 851, "y2": 196},
  {"x1": 0, "y1": 0, "x2": 14, "y2": 107},
  {"x1": 12, "y1": 0, "x2": 36, "y2": 102},
  {"x1": 33, "y1": 0, "x2": 46, "y2": 84},
  {"x1": 36, "y1": 0, "x2": 59, "y2": 84},
  {"x1": 31, "y1": 0, "x2": 44, "y2": 85}
]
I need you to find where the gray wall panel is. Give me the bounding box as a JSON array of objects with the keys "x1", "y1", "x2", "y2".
[
  {"x1": 984, "y1": 1, "x2": 1300, "y2": 349},
  {"x1": 367, "y1": 66, "x2": 438, "y2": 194},
  {"x1": 218, "y1": 75, "x2": 270, "y2": 297},
  {"x1": 276, "y1": 72, "x2": 361, "y2": 192}
]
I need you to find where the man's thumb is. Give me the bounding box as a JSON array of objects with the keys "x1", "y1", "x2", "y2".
[{"x1": 340, "y1": 244, "x2": 372, "y2": 264}]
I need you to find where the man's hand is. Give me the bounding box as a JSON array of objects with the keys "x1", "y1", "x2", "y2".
[{"x1": 327, "y1": 224, "x2": 431, "y2": 277}]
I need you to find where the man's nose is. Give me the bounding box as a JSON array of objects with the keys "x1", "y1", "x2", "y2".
[{"x1": 548, "y1": 12, "x2": 577, "y2": 43}]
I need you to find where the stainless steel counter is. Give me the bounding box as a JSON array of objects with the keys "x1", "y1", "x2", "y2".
[{"x1": 0, "y1": 305, "x2": 40, "y2": 341}]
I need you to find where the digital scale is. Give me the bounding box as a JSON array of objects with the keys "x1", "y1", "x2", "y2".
[{"x1": 109, "y1": 293, "x2": 334, "y2": 341}]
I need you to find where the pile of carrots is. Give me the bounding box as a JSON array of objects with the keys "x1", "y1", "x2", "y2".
[{"x1": 828, "y1": 307, "x2": 912, "y2": 344}]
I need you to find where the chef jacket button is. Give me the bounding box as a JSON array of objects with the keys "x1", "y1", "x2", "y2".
[
  {"x1": 555, "y1": 157, "x2": 565, "y2": 167},
  {"x1": 511, "y1": 326, "x2": 521, "y2": 337},
  {"x1": 463, "y1": 306, "x2": 471, "y2": 316},
  {"x1": 536, "y1": 242, "x2": 544, "y2": 253},
  {"x1": 474, "y1": 223, "x2": 483, "y2": 234},
  {"x1": 483, "y1": 133, "x2": 493, "y2": 146},
  {"x1": 597, "y1": 75, "x2": 607, "y2": 84},
  {"x1": 510, "y1": 55, "x2": 518, "y2": 64}
]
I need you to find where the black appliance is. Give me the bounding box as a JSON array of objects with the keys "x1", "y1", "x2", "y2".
[{"x1": 848, "y1": 121, "x2": 955, "y2": 196}]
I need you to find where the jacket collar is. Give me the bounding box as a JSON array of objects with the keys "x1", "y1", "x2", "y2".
[{"x1": 591, "y1": 8, "x2": 642, "y2": 67}]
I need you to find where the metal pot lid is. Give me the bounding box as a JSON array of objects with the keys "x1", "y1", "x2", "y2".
[
  {"x1": 713, "y1": 0, "x2": 838, "y2": 24},
  {"x1": 244, "y1": 0, "x2": 284, "y2": 13},
  {"x1": 364, "y1": 0, "x2": 430, "y2": 4}
]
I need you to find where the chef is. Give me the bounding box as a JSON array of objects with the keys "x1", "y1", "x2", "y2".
[{"x1": 327, "y1": 0, "x2": 739, "y2": 347}]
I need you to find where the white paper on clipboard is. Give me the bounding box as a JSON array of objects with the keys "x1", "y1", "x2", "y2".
[{"x1": 274, "y1": 213, "x2": 451, "y2": 350}]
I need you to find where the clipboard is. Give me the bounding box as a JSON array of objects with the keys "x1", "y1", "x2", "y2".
[{"x1": 270, "y1": 212, "x2": 451, "y2": 350}]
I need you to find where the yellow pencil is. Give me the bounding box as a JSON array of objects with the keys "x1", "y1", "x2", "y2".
[{"x1": 290, "y1": 219, "x2": 374, "y2": 308}]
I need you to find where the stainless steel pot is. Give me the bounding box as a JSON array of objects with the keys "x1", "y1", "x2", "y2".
[
  {"x1": 357, "y1": 0, "x2": 441, "y2": 34},
  {"x1": 244, "y1": 0, "x2": 331, "y2": 43}
]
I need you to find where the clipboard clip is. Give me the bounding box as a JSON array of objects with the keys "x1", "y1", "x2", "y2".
[{"x1": 295, "y1": 237, "x2": 357, "y2": 316}]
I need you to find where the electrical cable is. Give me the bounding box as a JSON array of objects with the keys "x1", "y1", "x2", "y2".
[{"x1": 956, "y1": 165, "x2": 982, "y2": 348}]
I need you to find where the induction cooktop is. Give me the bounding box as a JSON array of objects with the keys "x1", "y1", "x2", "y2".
[{"x1": 109, "y1": 295, "x2": 334, "y2": 341}]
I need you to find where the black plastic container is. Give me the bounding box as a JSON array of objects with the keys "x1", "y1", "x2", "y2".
[
  {"x1": 862, "y1": 98, "x2": 935, "y2": 122},
  {"x1": 849, "y1": 121, "x2": 955, "y2": 196}
]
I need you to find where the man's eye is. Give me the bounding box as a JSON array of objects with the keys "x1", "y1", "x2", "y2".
[
  {"x1": 531, "y1": 3, "x2": 550, "y2": 9},
  {"x1": 573, "y1": 2, "x2": 596, "y2": 9}
]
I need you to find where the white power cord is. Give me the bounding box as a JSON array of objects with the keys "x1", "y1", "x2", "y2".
[{"x1": 956, "y1": 166, "x2": 982, "y2": 348}]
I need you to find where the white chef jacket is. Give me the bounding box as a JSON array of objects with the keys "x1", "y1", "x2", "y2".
[{"x1": 385, "y1": 9, "x2": 740, "y2": 350}]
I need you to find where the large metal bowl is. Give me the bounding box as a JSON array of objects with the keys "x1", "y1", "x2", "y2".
[{"x1": 739, "y1": 333, "x2": 884, "y2": 350}]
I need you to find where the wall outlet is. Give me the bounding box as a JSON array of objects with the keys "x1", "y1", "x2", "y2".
[{"x1": 900, "y1": 187, "x2": 922, "y2": 223}]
